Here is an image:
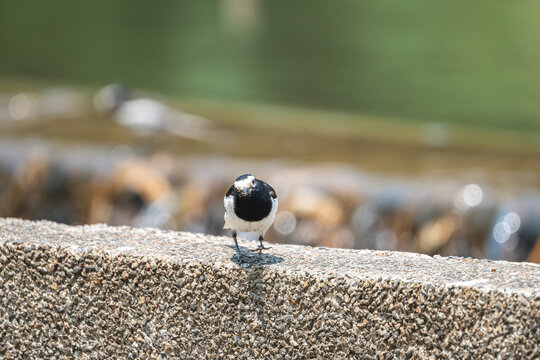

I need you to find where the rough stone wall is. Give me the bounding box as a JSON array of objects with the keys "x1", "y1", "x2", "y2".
[{"x1": 0, "y1": 218, "x2": 538, "y2": 359}]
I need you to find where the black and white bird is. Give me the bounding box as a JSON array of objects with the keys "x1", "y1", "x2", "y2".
[
  {"x1": 94, "y1": 83, "x2": 213, "y2": 141},
  {"x1": 224, "y1": 174, "x2": 278, "y2": 256}
]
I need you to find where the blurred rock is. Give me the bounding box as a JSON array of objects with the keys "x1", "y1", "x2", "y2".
[
  {"x1": 417, "y1": 212, "x2": 460, "y2": 253},
  {"x1": 526, "y1": 236, "x2": 540, "y2": 263},
  {"x1": 289, "y1": 187, "x2": 344, "y2": 228}
]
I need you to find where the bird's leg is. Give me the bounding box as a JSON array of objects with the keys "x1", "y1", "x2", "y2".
[
  {"x1": 232, "y1": 231, "x2": 242, "y2": 257},
  {"x1": 258, "y1": 236, "x2": 265, "y2": 250},
  {"x1": 251, "y1": 235, "x2": 271, "y2": 254}
]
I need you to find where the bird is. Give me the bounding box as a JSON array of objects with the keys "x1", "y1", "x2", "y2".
[
  {"x1": 224, "y1": 174, "x2": 278, "y2": 257},
  {"x1": 93, "y1": 83, "x2": 213, "y2": 141}
]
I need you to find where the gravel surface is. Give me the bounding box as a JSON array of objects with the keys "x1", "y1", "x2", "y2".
[{"x1": 0, "y1": 218, "x2": 538, "y2": 359}]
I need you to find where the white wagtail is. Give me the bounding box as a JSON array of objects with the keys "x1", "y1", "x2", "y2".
[
  {"x1": 224, "y1": 174, "x2": 278, "y2": 256},
  {"x1": 94, "y1": 83, "x2": 212, "y2": 141}
]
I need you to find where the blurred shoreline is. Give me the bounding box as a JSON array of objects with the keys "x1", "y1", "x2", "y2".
[
  {"x1": 1, "y1": 136, "x2": 539, "y2": 262},
  {"x1": 1, "y1": 83, "x2": 539, "y2": 188}
]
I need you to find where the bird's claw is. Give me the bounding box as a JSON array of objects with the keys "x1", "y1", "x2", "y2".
[{"x1": 250, "y1": 245, "x2": 271, "y2": 254}]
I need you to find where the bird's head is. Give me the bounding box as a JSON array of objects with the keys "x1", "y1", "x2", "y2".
[
  {"x1": 234, "y1": 174, "x2": 256, "y2": 196},
  {"x1": 94, "y1": 83, "x2": 130, "y2": 115}
]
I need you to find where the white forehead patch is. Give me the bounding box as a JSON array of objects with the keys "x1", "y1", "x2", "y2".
[{"x1": 234, "y1": 175, "x2": 255, "y2": 190}]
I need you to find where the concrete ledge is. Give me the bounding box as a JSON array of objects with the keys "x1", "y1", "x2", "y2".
[{"x1": 0, "y1": 218, "x2": 538, "y2": 359}]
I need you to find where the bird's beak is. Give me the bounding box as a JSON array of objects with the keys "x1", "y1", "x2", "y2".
[{"x1": 243, "y1": 188, "x2": 249, "y2": 195}]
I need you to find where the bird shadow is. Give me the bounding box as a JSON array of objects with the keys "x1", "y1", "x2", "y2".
[
  {"x1": 225, "y1": 243, "x2": 283, "y2": 331},
  {"x1": 226, "y1": 244, "x2": 284, "y2": 267}
]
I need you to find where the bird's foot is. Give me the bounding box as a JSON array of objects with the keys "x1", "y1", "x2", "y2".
[{"x1": 250, "y1": 245, "x2": 271, "y2": 254}]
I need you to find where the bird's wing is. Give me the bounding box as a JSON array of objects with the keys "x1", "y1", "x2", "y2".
[{"x1": 263, "y1": 182, "x2": 277, "y2": 199}]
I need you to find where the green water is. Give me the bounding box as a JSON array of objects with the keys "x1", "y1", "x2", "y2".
[{"x1": 1, "y1": 1, "x2": 540, "y2": 134}]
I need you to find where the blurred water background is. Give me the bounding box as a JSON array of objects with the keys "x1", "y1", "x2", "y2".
[{"x1": 1, "y1": 1, "x2": 539, "y2": 262}]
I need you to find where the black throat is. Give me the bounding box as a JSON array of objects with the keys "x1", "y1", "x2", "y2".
[{"x1": 234, "y1": 184, "x2": 272, "y2": 222}]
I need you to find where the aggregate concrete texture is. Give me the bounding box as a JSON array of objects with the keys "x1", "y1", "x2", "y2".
[{"x1": 0, "y1": 218, "x2": 538, "y2": 359}]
